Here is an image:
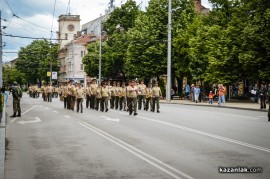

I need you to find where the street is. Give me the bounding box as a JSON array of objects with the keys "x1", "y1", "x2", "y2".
[{"x1": 5, "y1": 95, "x2": 270, "y2": 179}]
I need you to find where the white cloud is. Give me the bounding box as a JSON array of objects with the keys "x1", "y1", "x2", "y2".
[{"x1": 1, "y1": 0, "x2": 211, "y2": 62}]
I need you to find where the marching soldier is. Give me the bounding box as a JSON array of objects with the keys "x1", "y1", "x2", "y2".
[
  {"x1": 145, "y1": 83, "x2": 153, "y2": 111},
  {"x1": 101, "y1": 82, "x2": 110, "y2": 112},
  {"x1": 46, "y1": 84, "x2": 53, "y2": 102},
  {"x1": 152, "y1": 81, "x2": 162, "y2": 113},
  {"x1": 63, "y1": 83, "x2": 68, "y2": 108},
  {"x1": 70, "y1": 83, "x2": 76, "y2": 111},
  {"x1": 138, "y1": 80, "x2": 146, "y2": 110},
  {"x1": 126, "y1": 80, "x2": 138, "y2": 116},
  {"x1": 85, "y1": 82, "x2": 91, "y2": 108},
  {"x1": 110, "y1": 82, "x2": 116, "y2": 109},
  {"x1": 76, "y1": 83, "x2": 85, "y2": 113},
  {"x1": 67, "y1": 81, "x2": 72, "y2": 110},
  {"x1": 115, "y1": 82, "x2": 121, "y2": 110},
  {"x1": 54, "y1": 86, "x2": 59, "y2": 98},
  {"x1": 10, "y1": 81, "x2": 23, "y2": 117},
  {"x1": 90, "y1": 79, "x2": 98, "y2": 110},
  {"x1": 95, "y1": 84, "x2": 102, "y2": 111},
  {"x1": 119, "y1": 82, "x2": 127, "y2": 111},
  {"x1": 41, "y1": 84, "x2": 46, "y2": 101}
]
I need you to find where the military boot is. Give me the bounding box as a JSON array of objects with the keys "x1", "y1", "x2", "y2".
[
  {"x1": 17, "y1": 111, "x2": 21, "y2": 117},
  {"x1": 10, "y1": 112, "x2": 17, "y2": 117}
]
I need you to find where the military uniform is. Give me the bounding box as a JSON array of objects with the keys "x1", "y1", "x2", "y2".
[
  {"x1": 114, "y1": 83, "x2": 121, "y2": 110},
  {"x1": 46, "y1": 85, "x2": 53, "y2": 102},
  {"x1": 101, "y1": 84, "x2": 110, "y2": 112},
  {"x1": 152, "y1": 83, "x2": 162, "y2": 113},
  {"x1": 138, "y1": 82, "x2": 146, "y2": 110},
  {"x1": 76, "y1": 85, "x2": 85, "y2": 113},
  {"x1": 119, "y1": 84, "x2": 127, "y2": 111},
  {"x1": 90, "y1": 81, "x2": 98, "y2": 109},
  {"x1": 145, "y1": 84, "x2": 153, "y2": 111},
  {"x1": 10, "y1": 82, "x2": 22, "y2": 117},
  {"x1": 95, "y1": 85, "x2": 102, "y2": 111},
  {"x1": 85, "y1": 83, "x2": 91, "y2": 108},
  {"x1": 126, "y1": 81, "x2": 138, "y2": 116},
  {"x1": 41, "y1": 85, "x2": 46, "y2": 101},
  {"x1": 110, "y1": 83, "x2": 116, "y2": 109}
]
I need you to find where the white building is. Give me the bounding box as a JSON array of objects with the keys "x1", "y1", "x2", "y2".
[{"x1": 57, "y1": 14, "x2": 89, "y2": 84}]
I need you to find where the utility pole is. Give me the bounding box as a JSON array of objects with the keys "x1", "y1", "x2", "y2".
[
  {"x1": 166, "y1": 0, "x2": 172, "y2": 102},
  {"x1": 0, "y1": 11, "x2": 3, "y2": 88},
  {"x1": 98, "y1": 14, "x2": 102, "y2": 84},
  {"x1": 49, "y1": 43, "x2": 52, "y2": 85}
]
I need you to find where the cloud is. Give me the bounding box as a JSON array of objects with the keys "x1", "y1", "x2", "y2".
[{"x1": 1, "y1": 0, "x2": 212, "y2": 62}]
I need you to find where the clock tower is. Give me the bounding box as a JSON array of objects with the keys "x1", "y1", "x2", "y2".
[{"x1": 57, "y1": 14, "x2": 80, "y2": 49}]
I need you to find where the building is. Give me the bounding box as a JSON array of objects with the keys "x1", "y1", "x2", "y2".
[
  {"x1": 195, "y1": 0, "x2": 210, "y2": 14},
  {"x1": 81, "y1": 14, "x2": 109, "y2": 37},
  {"x1": 57, "y1": 14, "x2": 89, "y2": 84}
]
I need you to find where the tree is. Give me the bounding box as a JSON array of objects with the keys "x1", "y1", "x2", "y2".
[
  {"x1": 82, "y1": 41, "x2": 102, "y2": 77},
  {"x1": 15, "y1": 40, "x2": 59, "y2": 84},
  {"x1": 3, "y1": 66, "x2": 27, "y2": 85},
  {"x1": 102, "y1": 0, "x2": 140, "y2": 80}
]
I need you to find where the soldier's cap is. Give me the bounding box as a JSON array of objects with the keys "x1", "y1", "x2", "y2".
[{"x1": 13, "y1": 81, "x2": 18, "y2": 85}]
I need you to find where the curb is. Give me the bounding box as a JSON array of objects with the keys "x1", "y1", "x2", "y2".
[
  {"x1": 0, "y1": 126, "x2": 5, "y2": 179},
  {"x1": 160, "y1": 101, "x2": 268, "y2": 113}
]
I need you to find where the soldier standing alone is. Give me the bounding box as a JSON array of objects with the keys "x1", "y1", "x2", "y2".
[{"x1": 10, "y1": 81, "x2": 23, "y2": 117}]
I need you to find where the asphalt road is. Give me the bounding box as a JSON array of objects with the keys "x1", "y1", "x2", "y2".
[{"x1": 5, "y1": 94, "x2": 270, "y2": 179}]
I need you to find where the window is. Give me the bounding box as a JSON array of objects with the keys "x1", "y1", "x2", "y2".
[
  {"x1": 81, "y1": 50, "x2": 84, "y2": 57},
  {"x1": 80, "y1": 64, "x2": 84, "y2": 71}
]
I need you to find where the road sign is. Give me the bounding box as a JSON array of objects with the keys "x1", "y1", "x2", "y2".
[
  {"x1": 52, "y1": 72, "x2": 57, "y2": 80},
  {"x1": 47, "y1": 72, "x2": 51, "y2": 77}
]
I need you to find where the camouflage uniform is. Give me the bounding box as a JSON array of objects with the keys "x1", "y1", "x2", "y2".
[{"x1": 10, "y1": 82, "x2": 22, "y2": 117}]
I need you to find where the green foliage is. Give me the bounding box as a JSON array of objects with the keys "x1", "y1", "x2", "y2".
[
  {"x1": 15, "y1": 40, "x2": 59, "y2": 84},
  {"x1": 83, "y1": 42, "x2": 102, "y2": 77},
  {"x1": 3, "y1": 66, "x2": 27, "y2": 85}
]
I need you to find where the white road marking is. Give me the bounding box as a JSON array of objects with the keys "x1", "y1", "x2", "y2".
[
  {"x1": 79, "y1": 122, "x2": 193, "y2": 179},
  {"x1": 100, "y1": 116, "x2": 120, "y2": 122},
  {"x1": 53, "y1": 111, "x2": 58, "y2": 113},
  {"x1": 135, "y1": 115, "x2": 270, "y2": 153},
  {"x1": 10, "y1": 105, "x2": 39, "y2": 123},
  {"x1": 17, "y1": 117, "x2": 41, "y2": 125},
  {"x1": 64, "y1": 115, "x2": 71, "y2": 118}
]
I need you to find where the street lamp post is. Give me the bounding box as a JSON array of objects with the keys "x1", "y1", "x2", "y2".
[
  {"x1": 99, "y1": 14, "x2": 102, "y2": 84},
  {"x1": 166, "y1": 0, "x2": 172, "y2": 102}
]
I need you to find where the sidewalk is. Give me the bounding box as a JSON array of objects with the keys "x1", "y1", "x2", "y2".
[
  {"x1": 0, "y1": 125, "x2": 5, "y2": 179},
  {"x1": 160, "y1": 99, "x2": 269, "y2": 112}
]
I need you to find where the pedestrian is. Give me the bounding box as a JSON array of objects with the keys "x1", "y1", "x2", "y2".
[
  {"x1": 138, "y1": 80, "x2": 146, "y2": 110},
  {"x1": 110, "y1": 82, "x2": 116, "y2": 109},
  {"x1": 218, "y1": 84, "x2": 226, "y2": 106},
  {"x1": 101, "y1": 82, "x2": 110, "y2": 112},
  {"x1": 76, "y1": 83, "x2": 84, "y2": 113},
  {"x1": 191, "y1": 84, "x2": 195, "y2": 102},
  {"x1": 253, "y1": 84, "x2": 259, "y2": 103},
  {"x1": 151, "y1": 81, "x2": 162, "y2": 113},
  {"x1": 184, "y1": 84, "x2": 190, "y2": 100},
  {"x1": 194, "y1": 85, "x2": 200, "y2": 103},
  {"x1": 10, "y1": 81, "x2": 23, "y2": 117},
  {"x1": 126, "y1": 80, "x2": 138, "y2": 116},
  {"x1": 208, "y1": 91, "x2": 214, "y2": 104},
  {"x1": 258, "y1": 83, "x2": 267, "y2": 110},
  {"x1": 145, "y1": 83, "x2": 153, "y2": 111}
]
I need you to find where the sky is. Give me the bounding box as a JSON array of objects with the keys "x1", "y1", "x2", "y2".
[{"x1": 1, "y1": 0, "x2": 212, "y2": 63}]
